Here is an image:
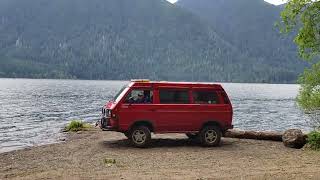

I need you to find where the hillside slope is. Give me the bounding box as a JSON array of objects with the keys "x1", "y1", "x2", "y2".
[
  {"x1": 0, "y1": 0, "x2": 303, "y2": 82},
  {"x1": 177, "y1": 0, "x2": 307, "y2": 79}
]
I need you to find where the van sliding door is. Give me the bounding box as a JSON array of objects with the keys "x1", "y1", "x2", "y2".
[{"x1": 154, "y1": 88, "x2": 193, "y2": 132}]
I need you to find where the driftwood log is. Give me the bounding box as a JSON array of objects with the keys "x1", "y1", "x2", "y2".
[
  {"x1": 224, "y1": 129, "x2": 308, "y2": 149},
  {"x1": 224, "y1": 129, "x2": 283, "y2": 141}
]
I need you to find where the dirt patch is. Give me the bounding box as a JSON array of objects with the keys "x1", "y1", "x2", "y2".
[{"x1": 1, "y1": 128, "x2": 320, "y2": 179}]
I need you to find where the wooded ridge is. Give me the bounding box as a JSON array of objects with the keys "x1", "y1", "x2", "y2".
[{"x1": 0, "y1": 0, "x2": 307, "y2": 83}]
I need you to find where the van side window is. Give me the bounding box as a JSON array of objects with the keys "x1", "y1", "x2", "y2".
[
  {"x1": 125, "y1": 89, "x2": 153, "y2": 104},
  {"x1": 159, "y1": 89, "x2": 189, "y2": 104},
  {"x1": 193, "y1": 90, "x2": 219, "y2": 104}
]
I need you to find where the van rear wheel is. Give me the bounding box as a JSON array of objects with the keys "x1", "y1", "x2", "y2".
[
  {"x1": 129, "y1": 126, "x2": 151, "y2": 148},
  {"x1": 199, "y1": 126, "x2": 221, "y2": 147}
]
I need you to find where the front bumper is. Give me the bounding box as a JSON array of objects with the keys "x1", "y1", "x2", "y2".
[{"x1": 97, "y1": 117, "x2": 117, "y2": 131}]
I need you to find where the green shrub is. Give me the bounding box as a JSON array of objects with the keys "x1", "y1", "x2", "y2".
[
  {"x1": 307, "y1": 131, "x2": 320, "y2": 151},
  {"x1": 296, "y1": 63, "x2": 320, "y2": 111},
  {"x1": 64, "y1": 120, "x2": 91, "y2": 132}
]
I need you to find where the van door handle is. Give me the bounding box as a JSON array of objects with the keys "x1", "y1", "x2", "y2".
[{"x1": 149, "y1": 109, "x2": 156, "y2": 112}]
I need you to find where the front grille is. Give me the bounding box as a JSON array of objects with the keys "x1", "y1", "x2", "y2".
[
  {"x1": 101, "y1": 108, "x2": 105, "y2": 116},
  {"x1": 101, "y1": 108, "x2": 110, "y2": 117},
  {"x1": 101, "y1": 117, "x2": 111, "y2": 128}
]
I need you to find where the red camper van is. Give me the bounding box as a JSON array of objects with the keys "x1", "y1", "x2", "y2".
[{"x1": 99, "y1": 80, "x2": 233, "y2": 147}]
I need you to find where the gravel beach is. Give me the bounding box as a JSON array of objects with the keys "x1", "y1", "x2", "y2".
[{"x1": 1, "y1": 128, "x2": 320, "y2": 179}]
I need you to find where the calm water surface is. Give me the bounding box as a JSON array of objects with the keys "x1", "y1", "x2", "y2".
[{"x1": 0, "y1": 79, "x2": 312, "y2": 153}]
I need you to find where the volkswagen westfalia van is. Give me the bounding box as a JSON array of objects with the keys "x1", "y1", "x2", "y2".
[{"x1": 99, "y1": 80, "x2": 233, "y2": 147}]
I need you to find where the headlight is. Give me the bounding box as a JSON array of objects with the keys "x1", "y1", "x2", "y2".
[{"x1": 107, "y1": 110, "x2": 111, "y2": 117}]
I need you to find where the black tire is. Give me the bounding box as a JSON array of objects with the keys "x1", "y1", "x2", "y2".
[
  {"x1": 186, "y1": 133, "x2": 198, "y2": 139},
  {"x1": 129, "y1": 126, "x2": 151, "y2": 148},
  {"x1": 199, "y1": 126, "x2": 222, "y2": 147}
]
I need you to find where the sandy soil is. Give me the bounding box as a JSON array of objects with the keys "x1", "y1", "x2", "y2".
[{"x1": 1, "y1": 128, "x2": 320, "y2": 180}]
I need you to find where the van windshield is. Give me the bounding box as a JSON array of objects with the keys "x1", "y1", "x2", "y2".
[{"x1": 113, "y1": 86, "x2": 128, "y2": 102}]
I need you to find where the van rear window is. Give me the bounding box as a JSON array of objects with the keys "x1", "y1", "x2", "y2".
[
  {"x1": 193, "y1": 90, "x2": 219, "y2": 104},
  {"x1": 221, "y1": 92, "x2": 230, "y2": 104},
  {"x1": 159, "y1": 89, "x2": 189, "y2": 104}
]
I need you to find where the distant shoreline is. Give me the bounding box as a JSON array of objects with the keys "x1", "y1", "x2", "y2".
[{"x1": 0, "y1": 77, "x2": 298, "y2": 85}]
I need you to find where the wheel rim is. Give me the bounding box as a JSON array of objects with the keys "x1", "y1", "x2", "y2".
[
  {"x1": 132, "y1": 130, "x2": 146, "y2": 144},
  {"x1": 204, "y1": 130, "x2": 217, "y2": 143}
]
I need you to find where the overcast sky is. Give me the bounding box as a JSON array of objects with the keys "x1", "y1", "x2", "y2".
[{"x1": 166, "y1": 0, "x2": 286, "y2": 5}]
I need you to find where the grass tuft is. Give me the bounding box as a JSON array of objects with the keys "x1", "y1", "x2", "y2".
[
  {"x1": 104, "y1": 158, "x2": 116, "y2": 167},
  {"x1": 64, "y1": 120, "x2": 92, "y2": 132}
]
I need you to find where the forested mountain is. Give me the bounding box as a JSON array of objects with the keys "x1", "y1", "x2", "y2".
[
  {"x1": 0, "y1": 0, "x2": 306, "y2": 82},
  {"x1": 177, "y1": 0, "x2": 308, "y2": 79}
]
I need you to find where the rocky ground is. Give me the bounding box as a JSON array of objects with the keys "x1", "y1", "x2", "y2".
[{"x1": 1, "y1": 128, "x2": 320, "y2": 179}]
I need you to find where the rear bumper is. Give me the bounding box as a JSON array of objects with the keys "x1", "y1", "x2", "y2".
[
  {"x1": 222, "y1": 125, "x2": 233, "y2": 136},
  {"x1": 222, "y1": 124, "x2": 233, "y2": 132}
]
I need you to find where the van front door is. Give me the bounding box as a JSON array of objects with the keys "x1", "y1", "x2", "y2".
[{"x1": 117, "y1": 88, "x2": 156, "y2": 131}]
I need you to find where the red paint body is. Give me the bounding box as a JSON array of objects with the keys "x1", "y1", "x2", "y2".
[{"x1": 100, "y1": 81, "x2": 233, "y2": 134}]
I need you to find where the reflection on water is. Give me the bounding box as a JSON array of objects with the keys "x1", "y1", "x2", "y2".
[{"x1": 0, "y1": 79, "x2": 311, "y2": 153}]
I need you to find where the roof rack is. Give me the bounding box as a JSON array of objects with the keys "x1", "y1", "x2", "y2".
[{"x1": 131, "y1": 79, "x2": 150, "y2": 82}]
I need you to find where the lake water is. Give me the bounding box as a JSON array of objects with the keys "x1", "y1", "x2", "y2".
[{"x1": 0, "y1": 79, "x2": 312, "y2": 153}]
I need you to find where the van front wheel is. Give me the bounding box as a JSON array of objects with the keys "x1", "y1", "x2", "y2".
[
  {"x1": 200, "y1": 126, "x2": 221, "y2": 147},
  {"x1": 129, "y1": 126, "x2": 151, "y2": 148}
]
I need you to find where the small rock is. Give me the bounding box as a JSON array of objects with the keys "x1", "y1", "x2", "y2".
[{"x1": 282, "y1": 129, "x2": 306, "y2": 149}]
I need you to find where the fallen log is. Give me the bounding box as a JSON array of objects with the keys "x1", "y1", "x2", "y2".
[
  {"x1": 224, "y1": 129, "x2": 308, "y2": 149},
  {"x1": 224, "y1": 129, "x2": 283, "y2": 141}
]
